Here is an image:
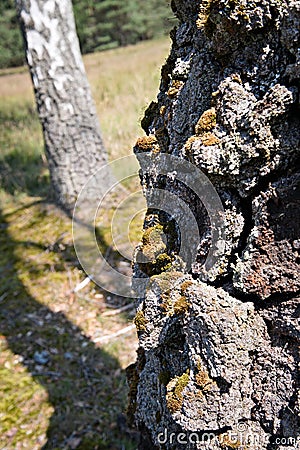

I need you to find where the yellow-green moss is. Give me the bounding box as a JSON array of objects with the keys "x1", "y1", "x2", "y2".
[
  {"x1": 160, "y1": 105, "x2": 166, "y2": 116},
  {"x1": 134, "y1": 310, "x2": 147, "y2": 332},
  {"x1": 161, "y1": 279, "x2": 193, "y2": 316},
  {"x1": 180, "y1": 280, "x2": 194, "y2": 293},
  {"x1": 172, "y1": 80, "x2": 184, "y2": 90},
  {"x1": 166, "y1": 393, "x2": 183, "y2": 414},
  {"x1": 173, "y1": 296, "x2": 190, "y2": 315},
  {"x1": 218, "y1": 261, "x2": 228, "y2": 276},
  {"x1": 219, "y1": 433, "x2": 243, "y2": 449},
  {"x1": 197, "y1": 0, "x2": 250, "y2": 30},
  {"x1": 151, "y1": 270, "x2": 183, "y2": 293},
  {"x1": 140, "y1": 252, "x2": 173, "y2": 277},
  {"x1": 196, "y1": 0, "x2": 214, "y2": 28},
  {"x1": 195, "y1": 107, "x2": 217, "y2": 135},
  {"x1": 134, "y1": 135, "x2": 160, "y2": 153},
  {"x1": 231, "y1": 73, "x2": 242, "y2": 84},
  {"x1": 156, "y1": 253, "x2": 172, "y2": 271},
  {"x1": 139, "y1": 225, "x2": 169, "y2": 273},
  {"x1": 160, "y1": 292, "x2": 172, "y2": 314},
  {"x1": 142, "y1": 224, "x2": 164, "y2": 246},
  {"x1": 166, "y1": 370, "x2": 190, "y2": 413},
  {"x1": 155, "y1": 271, "x2": 183, "y2": 313},
  {"x1": 196, "y1": 362, "x2": 214, "y2": 391},
  {"x1": 228, "y1": 0, "x2": 250, "y2": 21},
  {"x1": 201, "y1": 131, "x2": 220, "y2": 146},
  {"x1": 174, "y1": 371, "x2": 190, "y2": 395},
  {"x1": 183, "y1": 135, "x2": 197, "y2": 156},
  {"x1": 144, "y1": 211, "x2": 160, "y2": 225},
  {"x1": 157, "y1": 277, "x2": 193, "y2": 316},
  {"x1": 211, "y1": 89, "x2": 220, "y2": 98},
  {"x1": 182, "y1": 108, "x2": 220, "y2": 150},
  {"x1": 167, "y1": 87, "x2": 179, "y2": 98},
  {"x1": 167, "y1": 80, "x2": 184, "y2": 99}
]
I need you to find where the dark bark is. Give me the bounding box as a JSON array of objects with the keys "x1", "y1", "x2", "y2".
[
  {"x1": 129, "y1": 1, "x2": 300, "y2": 448},
  {"x1": 16, "y1": 0, "x2": 107, "y2": 211}
]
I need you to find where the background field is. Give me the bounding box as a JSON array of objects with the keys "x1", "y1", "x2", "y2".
[
  {"x1": 0, "y1": 37, "x2": 170, "y2": 450},
  {"x1": 0, "y1": 0, "x2": 174, "y2": 68}
]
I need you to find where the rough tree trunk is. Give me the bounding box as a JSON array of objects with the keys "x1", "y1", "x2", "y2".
[
  {"x1": 16, "y1": 0, "x2": 107, "y2": 210},
  {"x1": 129, "y1": 1, "x2": 300, "y2": 449}
]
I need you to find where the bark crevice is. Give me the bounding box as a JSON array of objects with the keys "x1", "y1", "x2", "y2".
[{"x1": 129, "y1": 1, "x2": 300, "y2": 448}]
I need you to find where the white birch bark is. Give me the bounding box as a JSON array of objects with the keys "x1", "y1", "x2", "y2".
[{"x1": 16, "y1": 0, "x2": 107, "y2": 210}]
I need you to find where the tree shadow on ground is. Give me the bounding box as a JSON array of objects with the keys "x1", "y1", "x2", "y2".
[
  {"x1": 0, "y1": 205, "x2": 137, "y2": 449},
  {"x1": 0, "y1": 142, "x2": 135, "y2": 302},
  {"x1": 0, "y1": 139, "x2": 138, "y2": 450}
]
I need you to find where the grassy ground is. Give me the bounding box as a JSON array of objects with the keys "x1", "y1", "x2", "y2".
[{"x1": 0, "y1": 38, "x2": 170, "y2": 449}]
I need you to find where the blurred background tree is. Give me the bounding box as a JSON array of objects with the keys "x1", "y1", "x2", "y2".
[
  {"x1": 16, "y1": 0, "x2": 108, "y2": 211},
  {"x1": 0, "y1": 0, "x2": 173, "y2": 69},
  {"x1": 0, "y1": 0, "x2": 24, "y2": 68}
]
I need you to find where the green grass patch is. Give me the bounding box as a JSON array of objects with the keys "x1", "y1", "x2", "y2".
[{"x1": 0, "y1": 97, "x2": 48, "y2": 197}]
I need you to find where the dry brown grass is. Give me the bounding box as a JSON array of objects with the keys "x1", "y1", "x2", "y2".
[{"x1": 0, "y1": 37, "x2": 170, "y2": 160}]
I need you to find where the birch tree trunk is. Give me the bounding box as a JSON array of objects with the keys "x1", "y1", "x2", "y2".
[
  {"x1": 129, "y1": 0, "x2": 300, "y2": 448},
  {"x1": 16, "y1": 0, "x2": 107, "y2": 211}
]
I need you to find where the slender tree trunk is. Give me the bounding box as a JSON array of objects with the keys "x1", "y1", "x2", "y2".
[
  {"x1": 16, "y1": 0, "x2": 107, "y2": 211},
  {"x1": 129, "y1": 0, "x2": 300, "y2": 448}
]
